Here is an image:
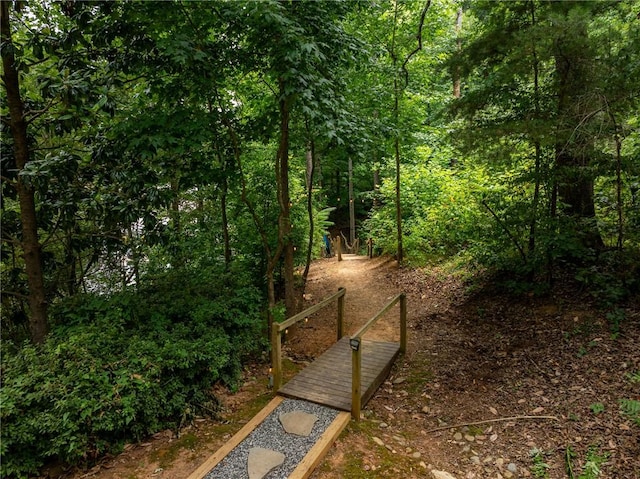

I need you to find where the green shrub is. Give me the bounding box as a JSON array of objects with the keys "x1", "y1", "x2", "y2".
[{"x1": 0, "y1": 268, "x2": 264, "y2": 478}]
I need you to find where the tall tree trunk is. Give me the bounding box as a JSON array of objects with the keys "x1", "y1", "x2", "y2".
[
  {"x1": 170, "y1": 175, "x2": 185, "y2": 267},
  {"x1": 394, "y1": 123, "x2": 403, "y2": 264},
  {"x1": 220, "y1": 172, "x2": 232, "y2": 270},
  {"x1": 1, "y1": 2, "x2": 49, "y2": 343},
  {"x1": 65, "y1": 230, "x2": 77, "y2": 296},
  {"x1": 604, "y1": 104, "x2": 624, "y2": 251},
  {"x1": 391, "y1": 0, "x2": 404, "y2": 264},
  {"x1": 302, "y1": 136, "x2": 315, "y2": 283},
  {"x1": 552, "y1": 4, "x2": 603, "y2": 250},
  {"x1": 373, "y1": 110, "x2": 380, "y2": 208},
  {"x1": 127, "y1": 224, "x2": 140, "y2": 289},
  {"x1": 453, "y1": 6, "x2": 463, "y2": 98},
  {"x1": 209, "y1": 101, "x2": 232, "y2": 270},
  {"x1": 348, "y1": 157, "x2": 356, "y2": 245},
  {"x1": 276, "y1": 78, "x2": 297, "y2": 318},
  {"x1": 391, "y1": 0, "x2": 430, "y2": 265},
  {"x1": 373, "y1": 168, "x2": 381, "y2": 208},
  {"x1": 527, "y1": 0, "x2": 541, "y2": 262}
]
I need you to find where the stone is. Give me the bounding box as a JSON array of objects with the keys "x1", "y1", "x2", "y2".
[
  {"x1": 412, "y1": 451, "x2": 422, "y2": 459},
  {"x1": 372, "y1": 437, "x2": 385, "y2": 447},
  {"x1": 507, "y1": 463, "x2": 518, "y2": 473},
  {"x1": 454, "y1": 432, "x2": 463, "y2": 441},
  {"x1": 470, "y1": 456, "x2": 481, "y2": 465},
  {"x1": 464, "y1": 434, "x2": 475, "y2": 442},
  {"x1": 279, "y1": 410, "x2": 318, "y2": 437},
  {"x1": 431, "y1": 471, "x2": 457, "y2": 479},
  {"x1": 247, "y1": 447, "x2": 285, "y2": 479},
  {"x1": 379, "y1": 422, "x2": 389, "y2": 428}
]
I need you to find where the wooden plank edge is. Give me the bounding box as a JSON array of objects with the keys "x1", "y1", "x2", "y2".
[
  {"x1": 361, "y1": 347, "x2": 402, "y2": 408},
  {"x1": 288, "y1": 411, "x2": 351, "y2": 479},
  {"x1": 185, "y1": 396, "x2": 284, "y2": 479},
  {"x1": 277, "y1": 391, "x2": 351, "y2": 412}
]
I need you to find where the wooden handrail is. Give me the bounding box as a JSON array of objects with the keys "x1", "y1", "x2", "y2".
[
  {"x1": 271, "y1": 287, "x2": 346, "y2": 392},
  {"x1": 351, "y1": 293, "x2": 406, "y2": 420},
  {"x1": 350, "y1": 293, "x2": 404, "y2": 341},
  {"x1": 277, "y1": 288, "x2": 345, "y2": 331}
]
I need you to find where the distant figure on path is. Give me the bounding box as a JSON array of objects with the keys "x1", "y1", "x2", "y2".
[{"x1": 323, "y1": 234, "x2": 332, "y2": 257}]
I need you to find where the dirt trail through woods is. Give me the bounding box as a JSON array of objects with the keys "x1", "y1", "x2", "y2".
[
  {"x1": 62, "y1": 255, "x2": 639, "y2": 479},
  {"x1": 286, "y1": 255, "x2": 402, "y2": 358},
  {"x1": 296, "y1": 255, "x2": 639, "y2": 479}
]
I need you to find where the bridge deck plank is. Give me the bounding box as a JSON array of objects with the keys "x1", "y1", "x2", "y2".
[{"x1": 277, "y1": 336, "x2": 401, "y2": 412}]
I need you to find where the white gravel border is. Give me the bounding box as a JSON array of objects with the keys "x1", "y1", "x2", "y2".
[{"x1": 204, "y1": 398, "x2": 339, "y2": 479}]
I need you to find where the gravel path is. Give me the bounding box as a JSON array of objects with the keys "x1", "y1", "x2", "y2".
[{"x1": 204, "y1": 399, "x2": 339, "y2": 479}]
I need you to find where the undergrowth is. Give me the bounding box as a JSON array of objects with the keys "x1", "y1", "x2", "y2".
[{"x1": 0, "y1": 268, "x2": 265, "y2": 478}]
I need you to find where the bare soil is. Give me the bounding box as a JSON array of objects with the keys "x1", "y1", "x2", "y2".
[{"x1": 58, "y1": 255, "x2": 639, "y2": 479}]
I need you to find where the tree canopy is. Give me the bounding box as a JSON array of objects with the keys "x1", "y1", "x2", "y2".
[{"x1": 1, "y1": 1, "x2": 638, "y2": 476}]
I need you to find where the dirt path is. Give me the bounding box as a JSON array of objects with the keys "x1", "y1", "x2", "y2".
[
  {"x1": 287, "y1": 255, "x2": 401, "y2": 358},
  {"x1": 305, "y1": 259, "x2": 640, "y2": 479},
  {"x1": 60, "y1": 255, "x2": 639, "y2": 479}
]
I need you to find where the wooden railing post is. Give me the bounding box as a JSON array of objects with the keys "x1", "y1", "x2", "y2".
[
  {"x1": 271, "y1": 288, "x2": 346, "y2": 394},
  {"x1": 351, "y1": 339, "x2": 362, "y2": 420},
  {"x1": 337, "y1": 289, "x2": 345, "y2": 340},
  {"x1": 271, "y1": 323, "x2": 282, "y2": 392},
  {"x1": 337, "y1": 236, "x2": 342, "y2": 261},
  {"x1": 349, "y1": 292, "x2": 407, "y2": 418},
  {"x1": 400, "y1": 293, "x2": 407, "y2": 354}
]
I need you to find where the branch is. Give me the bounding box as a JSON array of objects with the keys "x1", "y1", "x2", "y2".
[
  {"x1": 213, "y1": 93, "x2": 279, "y2": 266},
  {"x1": 426, "y1": 415, "x2": 559, "y2": 433},
  {"x1": 1, "y1": 174, "x2": 17, "y2": 186},
  {"x1": 401, "y1": 0, "x2": 432, "y2": 87},
  {"x1": 24, "y1": 97, "x2": 60, "y2": 124},
  {"x1": 1, "y1": 234, "x2": 21, "y2": 246},
  {"x1": 1, "y1": 290, "x2": 29, "y2": 300},
  {"x1": 482, "y1": 200, "x2": 527, "y2": 264},
  {"x1": 260, "y1": 74, "x2": 278, "y2": 97}
]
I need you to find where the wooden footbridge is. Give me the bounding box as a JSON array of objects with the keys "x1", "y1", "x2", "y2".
[
  {"x1": 188, "y1": 285, "x2": 406, "y2": 479},
  {"x1": 271, "y1": 287, "x2": 406, "y2": 419}
]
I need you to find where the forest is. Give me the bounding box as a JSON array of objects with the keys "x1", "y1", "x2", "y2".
[{"x1": 1, "y1": 1, "x2": 639, "y2": 478}]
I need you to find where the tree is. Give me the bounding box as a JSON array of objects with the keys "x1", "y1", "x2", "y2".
[
  {"x1": 2, "y1": 1, "x2": 49, "y2": 343},
  {"x1": 452, "y1": 0, "x2": 639, "y2": 273}
]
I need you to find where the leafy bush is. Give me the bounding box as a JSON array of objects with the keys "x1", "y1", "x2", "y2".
[
  {"x1": 364, "y1": 158, "x2": 488, "y2": 263},
  {"x1": 0, "y1": 268, "x2": 265, "y2": 478}
]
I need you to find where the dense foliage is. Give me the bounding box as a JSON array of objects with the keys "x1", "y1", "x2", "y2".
[
  {"x1": 0, "y1": 266, "x2": 263, "y2": 477},
  {"x1": 1, "y1": 0, "x2": 638, "y2": 476}
]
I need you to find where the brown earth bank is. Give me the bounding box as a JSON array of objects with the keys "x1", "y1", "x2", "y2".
[{"x1": 54, "y1": 255, "x2": 639, "y2": 479}]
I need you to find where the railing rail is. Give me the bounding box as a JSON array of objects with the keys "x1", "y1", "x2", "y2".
[
  {"x1": 350, "y1": 293, "x2": 406, "y2": 420},
  {"x1": 271, "y1": 287, "x2": 346, "y2": 392}
]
